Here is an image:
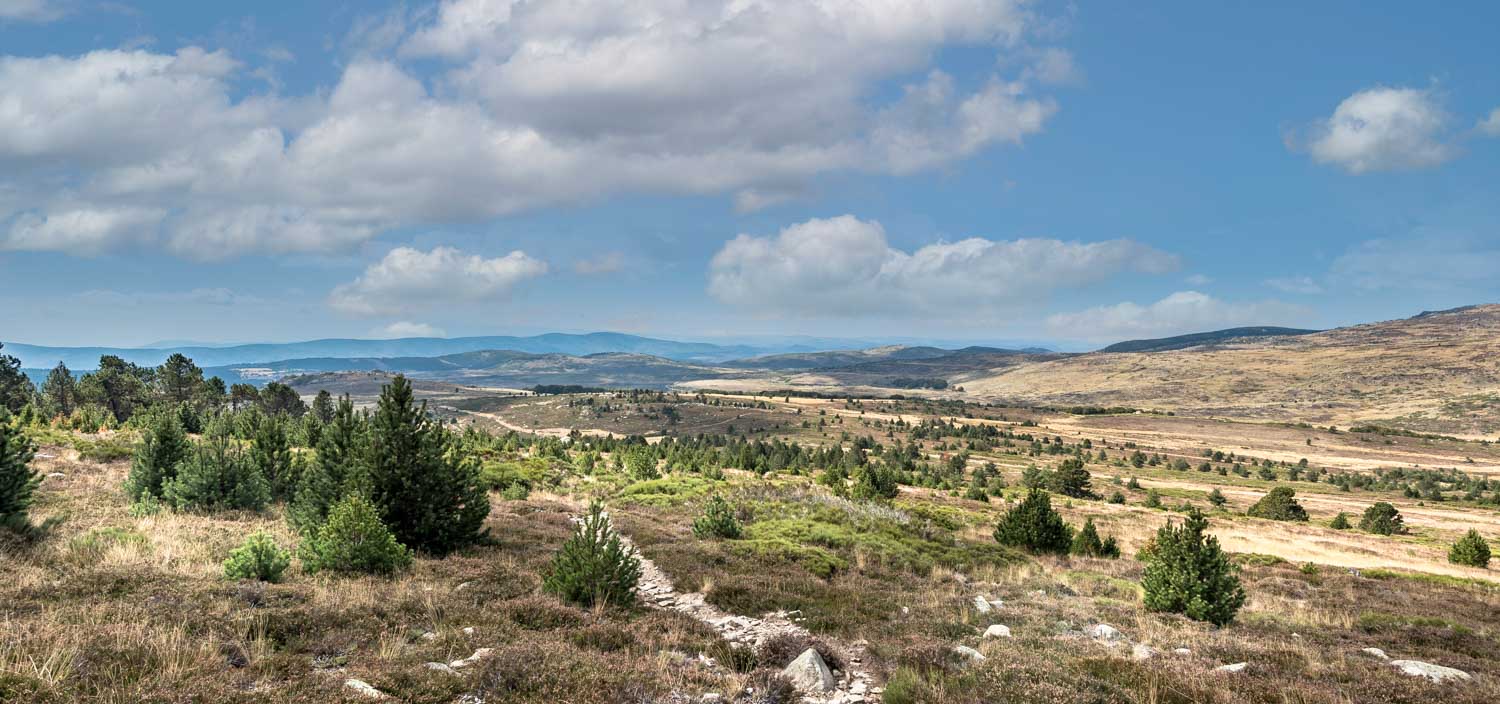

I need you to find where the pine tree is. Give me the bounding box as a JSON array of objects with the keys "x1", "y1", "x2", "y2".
[
  {"x1": 1448, "y1": 529, "x2": 1490, "y2": 568},
  {"x1": 0, "y1": 344, "x2": 36, "y2": 415},
  {"x1": 1142, "y1": 509, "x2": 1245, "y2": 626},
  {"x1": 163, "y1": 420, "x2": 270, "y2": 512},
  {"x1": 250, "y1": 414, "x2": 296, "y2": 500},
  {"x1": 363, "y1": 376, "x2": 488, "y2": 555},
  {"x1": 0, "y1": 408, "x2": 41, "y2": 533},
  {"x1": 543, "y1": 501, "x2": 641, "y2": 608},
  {"x1": 223, "y1": 531, "x2": 291, "y2": 583},
  {"x1": 155, "y1": 353, "x2": 205, "y2": 406},
  {"x1": 1329, "y1": 512, "x2": 1352, "y2": 530},
  {"x1": 125, "y1": 410, "x2": 190, "y2": 502},
  {"x1": 300, "y1": 494, "x2": 412, "y2": 575},
  {"x1": 41, "y1": 362, "x2": 78, "y2": 418},
  {"x1": 289, "y1": 396, "x2": 363, "y2": 535},
  {"x1": 1246, "y1": 486, "x2": 1308, "y2": 521},
  {"x1": 1207, "y1": 488, "x2": 1227, "y2": 508},
  {"x1": 312, "y1": 390, "x2": 336, "y2": 423},
  {"x1": 692, "y1": 494, "x2": 743, "y2": 539},
  {"x1": 851, "y1": 462, "x2": 899, "y2": 502},
  {"x1": 1358, "y1": 502, "x2": 1404, "y2": 535},
  {"x1": 993, "y1": 488, "x2": 1072, "y2": 554},
  {"x1": 1049, "y1": 457, "x2": 1095, "y2": 498}
]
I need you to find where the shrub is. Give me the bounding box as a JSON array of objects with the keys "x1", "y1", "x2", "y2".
[
  {"x1": 1207, "y1": 488, "x2": 1227, "y2": 508},
  {"x1": 1143, "y1": 489, "x2": 1162, "y2": 508},
  {"x1": 1449, "y1": 529, "x2": 1491, "y2": 568},
  {"x1": 223, "y1": 531, "x2": 291, "y2": 583},
  {"x1": 1329, "y1": 512, "x2": 1351, "y2": 530},
  {"x1": 363, "y1": 376, "x2": 489, "y2": 555},
  {"x1": 1246, "y1": 486, "x2": 1308, "y2": 521},
  {"x1": 993, "y1": 489, "x2": 1072, "y2": 554},
  {"x1": 692, "y1": 493, "x2": 743, "y2": 539},
  {"x1": 500, "y1": 482, "x2": 530, "y2": 501},
  {"x1": 1141, "y1": 508, "x2": 1245, "y2": 626},
  {"x1": 1070, "y1": 517, "x2": 1121, "y2": 558},
  {"x1": 0, "y1": 409, "x2": 41, "y2": 534},
  {"x1": 850, "y1": 463, "x2": 899, "y2": 502},
  {"x1": 124, "y1": 411, "x2": 189, "y2": 502},
  {"x1": 163, "y1": 421, "x2": 270, "y2": 512},
  {"x1": 626, "y1": 448, "x2": 660, "y2": 480},
  {"x1": 300, "y1": 495, "x2": 413, "y2": 575},
  {"x1": 543, "y1": 501, "x2": 641, "y2": 608},
  {"x1": 1107, "y1": 491, "x2": 1125, "y2": 504},
  {"x1": 1358, "y1": 502, "x2": 1404, "y2": 535}
]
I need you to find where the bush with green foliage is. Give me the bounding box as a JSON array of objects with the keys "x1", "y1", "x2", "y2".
[
  {"x1": 0, "y1": 408, "x2": 41, "y2": 534},
  {"x1": 362, "y1": 376, "x2": 488, "y2": 555},
  {"x1": 1448, "y1": 529, "x2": 1490, "y2": 568},
  {"x1": 1358, "y1": 502, "x2": 1404, "y2": 535},
  {"x1": 1141, "y1": 509, "x2": 1245, "y2": 626},
  {"x1": 1048, "y1": 457, "x2": 1095, "y2": 498},
  {"x1": 543, "y1": 501, "x2": 641, "y2": 608},
  {"x1": 692, "y1": 494, "x2": 743, "y2": 539},
  {"x1": 162, "y1": 421, "x2": 270, "y2": 513},
  {"x1": 1246, "y1": 486, "x2": 1308, "y2": 521},
  {"x1": 1329, "y1": 512, "x2": 1352, "y2": 530},
  {"x1": 1070, "y1": 517, "x2": 1121, "y2": 558},
  {"x1": 124, "y1": 411, "x2": 190, "y2": 502},
  {"x1": 223, "y1": 531, "x2": 291, "y2": 582},
  {"x1": 1207, "y1": 488, "x2": 1227, "y2": 508},
  {"x1": 300, "y1": 495, "x2": 412, "y2": 575},
  {"x1": 288, "y1": 395, "x2": 363, "y2": 535},
  {"x1": 626, "y1": 448, "x2": 660, "y2": 480},
  {"x1": 993, "y1": 489, "x2": 1072, "y2": 554},
  {"x1": 250, "y1": 414, "x2": 297, "y2": 500},
  {"x1": 850, "y1": 463, "x2": 899, "y2": 502}
]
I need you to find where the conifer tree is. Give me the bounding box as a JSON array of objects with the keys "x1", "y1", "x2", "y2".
[
  {"x1": 250, "y1": 414, "x2": 296, "y2": 500},
  {"x1": 544, "y1": 501, "x2": 641, "y2": 607},
  {"x1": 0, "y1": 408, "x2": 41, "y2": 533},
  {"x1": 994, "y1": 488, "x2": 1072, "y2": 554},
  {"x1": 362, "y1": 376, "x2": 488, "y2": 555},
  {"x1": 1141, "y1": 509, "x2": 1244, "y2": 626},
  {"x1": 289, "y1": 395, "x2": 364, "y2": 535},
  {"x1": 125, "y1": 410, "x2": 190, "y2": 502},
  {"x1": 1448, "y1": 529, "x2": 1490, "y2": 568},
  {"x1": 163, "y1": 419, "x2": 270, "y2": 512}
]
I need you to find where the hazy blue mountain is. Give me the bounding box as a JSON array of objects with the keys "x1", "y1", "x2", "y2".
[{"x1": 1099, "y1": 326, "x2": 1320, "y2": 353}]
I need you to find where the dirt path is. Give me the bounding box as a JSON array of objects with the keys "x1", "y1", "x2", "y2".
[{"x1": 622, "y1": 533, "x2": 877, "y2": 703}]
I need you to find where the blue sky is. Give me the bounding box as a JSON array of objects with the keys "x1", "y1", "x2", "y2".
[{"x1": 1, "y1": 0, "x2": 1496, "y2": 349}]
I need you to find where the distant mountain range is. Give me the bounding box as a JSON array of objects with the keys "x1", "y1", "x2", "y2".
[{"x1": 1099, "y1": 326, "x2": 1320, "y2": 353}]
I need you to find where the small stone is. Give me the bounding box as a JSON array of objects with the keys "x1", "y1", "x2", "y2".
[
  {"x1": 449, "y1": 647, "x2": 494, "y2": 669},
  {"x1": 972, "y1": 596, "x2": 993, "y2": 614},
  {"x1": 1389, "y1": 660, "x2": 1470, "y2": 683},
  {"x1": 1215, "y1": 662, "x2": 1248, "y2": 674},
  {"x1": 419, "y1": 631, "x2": 437, "y2": 641},
  {"x1": 45, "y1": 472, "x2": 66, "y2": 480},
  {"x1": 781, "y1": 648, "x2": 836, "y2": 693},
  {"x1": 1131, "y1": 644, "x2": 1156, "y2": 661},
  {"x1": 424, "y1": 662, "x2": 457, "y2": 674},
  {"x1": 462, "y1": 627, "x2": 475, "y2": 636},
  {"x1": 900, "y1": 606, "x2": 910, "y2": 615},
  {"x1": 1087, "y1": 624, "x2": 1125, "y2": 643},
  {"x1": 1362, "y1": 647, "x2": 1389, "y2": 661},
  {"x1": 1173, "y1": 648, "x2": 1192, "y2": 655},
  {"x1": 983, "y1": 624, "x2": 1011, "y2": 639},
  {"x1": 701, "y1": 695, "x2": 722, "y2": 703},
  {"x1": 344, "y1": 679, "x2": 386, "y2": 699},
  {"x1": 952, "y1": 645, "x2": 986, "y2": 667}
]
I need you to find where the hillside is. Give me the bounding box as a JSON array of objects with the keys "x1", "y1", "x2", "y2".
[
  {"x1": 961, "y1": 305, "x2": 1500, "y2": 434},
  {"x1": 1099, "y1": 326, "x2": 1320, "y2": 353}
]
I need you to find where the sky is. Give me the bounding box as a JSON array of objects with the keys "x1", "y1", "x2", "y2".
[{"x1": 0, "y1": 0, "x2": 1497, "y2": 350}]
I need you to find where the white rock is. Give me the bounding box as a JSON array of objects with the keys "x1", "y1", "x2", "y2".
[
  {"x1": 462, "y1": 627, "x2": 475, "y2": 636},
  {"x1": 781, "y1": 648, "x2": 836, "y2": 693},
  {"x1": 1087, "y1": 624, "x2": 1125, "y2": 643},
  {"x1": 449, "y1": 648, "x2": 494, "y2": 669},
  {"x1": 1215, "y1": 662, "x2": 1248, "y2": 673},
  {"x1": 344, "y1": 679, "x2": 386, "y2": 699},
  {"x1": 1361, "y1": 647, "x2": 1389, "y2": 661},
  {"x1": 1173, "y1": 648, "x2": 1192, "y2": 655},
  {"x1": 952, "y1": 645, "x2": 986, "y2": 666},
  {"x1": 45, "y1": 472, "x2": 66, "y2": 479},
  {"x1": 983, "y1": 624, "x2": 1011, "y2": 639},
  {"x1": 1389, "y1": 660, "x2": 1470, "y2": 683},
  {"x1": 972, "y1": 596, "x2": 992, "y2": 614},
  {"x1": 424, "y1": 662, "x2": 457, "y2": 674},
  {"x1": 1131, "y1": 643, "x2": 1156, "y2": 661}
]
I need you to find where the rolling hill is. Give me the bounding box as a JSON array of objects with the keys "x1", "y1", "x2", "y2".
[{"x1": 1099, "y1": 326, "x2": 1320, "y2": 353}]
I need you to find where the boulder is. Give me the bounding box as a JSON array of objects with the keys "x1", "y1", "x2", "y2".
[
  {"x1": 1215, "y1": 662, "x2": 1248, "y2": 674},
  {"x1": 952, "y1": 645, "x2": 986, "y2": 667},
  {"x1": 424, "y1": 662, "x2": 458, "y2": 674},
  {"x1": 972, "y1": 596, "x2": 993, "y2": 613},
  {"x1": 1361, "y1": 647, "x2": 1389, "y2": 661},
  {"x1": 1389, "y1": 660, "x2": 1470, "y2": 683},
  {"x1": 344, "y1": 679, "x2": 386, "y2": 699},
  {"x1": 1131, "y1": 644, "x2": 1156, "y2": 661},
  {"x1": 983, "y1": 624, "x2": 1011, "y2": 639},
  {"x1": 781, "y1": 648, "x2": 836, "y2": 693}
]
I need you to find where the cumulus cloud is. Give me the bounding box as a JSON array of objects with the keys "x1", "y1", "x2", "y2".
[
  {"x1": 1045, "y1": 291, "x2": 1310, "y2": 342},
  {"x1": 0, "y1": 0, "x2": 64, "y2": 22},
  {"x1": 371, "y1": 321, "x2": 447, "y2": 338},
  {"x1": 0, "y1": 1, "x2": 1070, "y2": 258},
  {"x1": 1302, "y1": 87, "x2": 1455, "y2": 173},
  {"x1": 1264, "y1": 276, "x2": 1324, "y2": 294},
  {"x1": 1330, "y1": 233, "x2": 1500, "y2": 291},
  {"x1": 708, "y1": 215, "x2": 1179, "y2": 317},
  {"x1": 329, "y1": 246, "x2": 548, "y2": 316}
]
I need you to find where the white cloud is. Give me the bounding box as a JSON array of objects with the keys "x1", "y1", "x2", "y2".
[
  {"x1": 371, "y1": 321, "x2": 446, "y2": 338},
  {"x1": 1304, "y1": 87, "x2": 1455, "y2": 173},
  {"x1": 1025, "y1": 47, "x2": 1080, "y2": 85},
  {"x1": 1330, "y1": 233, "x2": 1500, "y2": 291},
  {"x1": 708, "y1": 215, "x2": 1179, "y2": 317},
  {"x1": 1046, "y1": 291, "x2": 1309, "y2": 342},
  {"x1": 329, "y1": 246, "x2": 548, "y2": 316},
  {"x1": 0, "y1": 0, "x2": 64, "y2": 22},
  {"x1": 1479, "y1": 108, "x2": 1500, "y2": 137},
  {"x1": 0, "y1": 1, "x2": 1072, "y2": 258},
  {"x1": 573, "y1": 252, "x2": 624, "y2": 275},
  {"x1": 1264, "y1": 276, "x2": 1324, "y2": 294}
]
